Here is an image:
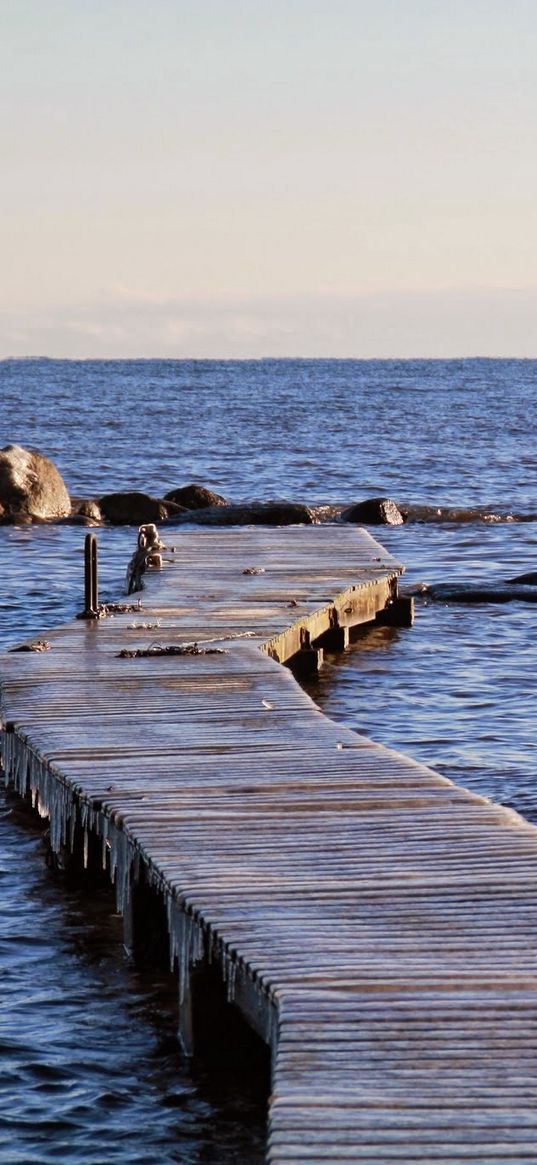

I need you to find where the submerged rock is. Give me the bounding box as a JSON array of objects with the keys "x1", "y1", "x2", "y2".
[
  {"x1": 0, "y1": 444, "x2": 71, "y2": 522},
  {"x1": 72, "y1": 499, "x2": 103, "y2": 523},
  {"x1": 0, "y1": 509, "x2": 41, "y2": 525},
  {"x1": 167, "y1": 500, "x2": 316, "y2": 526},
  {"x1": 401, "y1": 505, "x2": 537, "y2": 524},
  {"x1": 310, "y1": 504, "x2": 344, "y2": 523},
  {"x1": 164, "y1": 483, "x2": 229, "y2": 509},
  {"x1": 420, "y1": 582, "x2": 537, "y2": 604},
  {"x1": 99, "y1": 492, "x2": 186, "y2": 525},
  {"x1": 506, "y1": 571, "x2": 537, "y2": 585},
  {"x1": 340, "y1": 497, "x2": 405, "y2": 526}
]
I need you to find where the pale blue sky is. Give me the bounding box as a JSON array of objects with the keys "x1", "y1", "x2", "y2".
[{"x1": 1, "y1": 1, "x2": 536, "y2": 356}]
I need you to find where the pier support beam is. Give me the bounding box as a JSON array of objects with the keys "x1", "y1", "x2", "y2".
[
  {"x1": 127, "y1": 876, "x2": 170, "y2": 966},
  {"x1": 287, "y1": 628, "x2": 323, "y2": 676},
  {"x1": 122, "y1": 887, "x2": 134, "y2": 955},
  {"x1": 178, "y1": 971, "x2": 195, "y2": 1057},
  {"x1": 177, "y1": 959, "x2": 274, "y2": 1073},
  {"x1": 287, "y1": 646, "x2": 323, "y2": 676},
  {"x1": 377, "y1": 594, "x2": 414, "y2": 627},
  {"x1": 313, "y1": 625, "x2": 349, "y2": 652}
]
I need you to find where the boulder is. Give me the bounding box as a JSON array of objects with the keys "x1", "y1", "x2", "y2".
[
  {"x1": 0, "y1": 444, "x2": 71, "y2": 521},
  {"x1": 99, "y1": 492, "x2": 186, "y2": 525},
  {"x1": 340, "y1": 497, "x2": 405, "y2": 525},
  {"x1": 73, "y1": 499, "x2": 103, "y2": 523},
  {"x1": 164, "y1": 483, "x2": 229, "y2": 509},
  {"x1": 168, "y1": 500, "x2": 316, "y2": 526},
  {"x1": 506, "y1": 571, "x2": 537, "y2": 585}
]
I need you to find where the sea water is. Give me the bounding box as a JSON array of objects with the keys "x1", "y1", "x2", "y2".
[{"x1": 0, "y1": 358, "x2": 535, "y2": 1162}]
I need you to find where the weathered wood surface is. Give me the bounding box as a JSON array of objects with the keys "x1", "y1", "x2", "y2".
[{"x1": 2, "y1": 526, "x2": 537, "y2": 1164}]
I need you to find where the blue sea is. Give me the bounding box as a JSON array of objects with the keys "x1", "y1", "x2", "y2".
[{"x1": 0, "y1": 358, "x2": 536, "y2": 1162}]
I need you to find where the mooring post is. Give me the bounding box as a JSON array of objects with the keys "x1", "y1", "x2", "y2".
[{"x1": 84, "y1": 533, "x2": 99, "y2": 616}]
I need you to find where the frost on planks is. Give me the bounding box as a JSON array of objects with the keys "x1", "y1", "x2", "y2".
[
  {"x1": 1, "y1": 727, "x2": 274, "y2": 1040},
  {"x1": 2, "y1": 728, "x2": 77, "y2": 853}
]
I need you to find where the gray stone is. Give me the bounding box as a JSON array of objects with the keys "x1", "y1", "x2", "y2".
[
  {"x1": 167, "y1": 500, "x2": 316, "y2": 526},
  {"x1": 340, "y1": 497, "x2": 405, "y2": 525},
  {"x1": 99, "y1": 492, "x2": 186, "y2": 525},
  {"x1": 310, "y1": 504, "x2": 344, "y2": 523},
  {"x1": 164, "y1": 483, "x2": 229, "y2": 509},
  {"x1": 0, "y1": 444, "x2": 71, "y2": 521},
  {"x1": 73, "y1": 499, "x2": 103, "y2": 523}
]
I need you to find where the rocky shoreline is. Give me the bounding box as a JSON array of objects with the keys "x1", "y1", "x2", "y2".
[{"x1": 1, "y1": 444, "x2": 535, "y2": 530}]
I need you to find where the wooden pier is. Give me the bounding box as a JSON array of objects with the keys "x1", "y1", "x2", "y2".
[{"x1": 2, "y1": 525, "x2": 537, "y2": 1163}]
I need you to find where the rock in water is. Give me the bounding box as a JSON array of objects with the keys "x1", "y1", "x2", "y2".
[
  {"x1": 506, "y1": 571, "x2": 537, "y2": 585},
  {"x1": 168, "y1": 501, "x2": 316, "y2": 526},
  {"x1": 72, "y1": 499, "x2": 103, "y2": 523},
  {"x1": 0, "y1": 444, "x2": 71, "y2": 521},
  {"x1": 164, "y1": 483, "x2": 229, "y2": 509},
  {"x1": 340, "y1": 497, "x2": 405, "y2": 525},
  {"x1": 423, "y1": 582, "x2": 537, "y2": 604},
  {"x1": 99, "y1": 492, "x2": 185, "y2": 525}
]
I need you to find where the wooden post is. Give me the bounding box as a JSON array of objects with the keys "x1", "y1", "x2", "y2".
[{"x1": 84, "y1": 533, "x2": 98, "y2": 616}]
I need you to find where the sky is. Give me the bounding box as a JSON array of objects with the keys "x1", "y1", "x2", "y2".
[{"x1": 1, "y1": 0, "x2": 537, "y2": 358}]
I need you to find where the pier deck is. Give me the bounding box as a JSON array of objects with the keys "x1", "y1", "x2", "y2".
[{"x1": 2, "y1": 526, "x2": 537, "y2": 1164}]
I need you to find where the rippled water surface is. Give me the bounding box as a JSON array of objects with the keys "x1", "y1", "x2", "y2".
[
  {"x1": 2, "y1": 357, "x2": 536, "y2": 509},
  {"x1": 0, "y1": 358, "x2": 536, "y2": 1161},
  {"x1": 308, "y1": 520, "x2": 536, "y2": 822}
]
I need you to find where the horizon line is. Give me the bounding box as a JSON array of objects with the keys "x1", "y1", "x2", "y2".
[{"x1": 2, "y1": 354, "x2": 537, "y2": 364}]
